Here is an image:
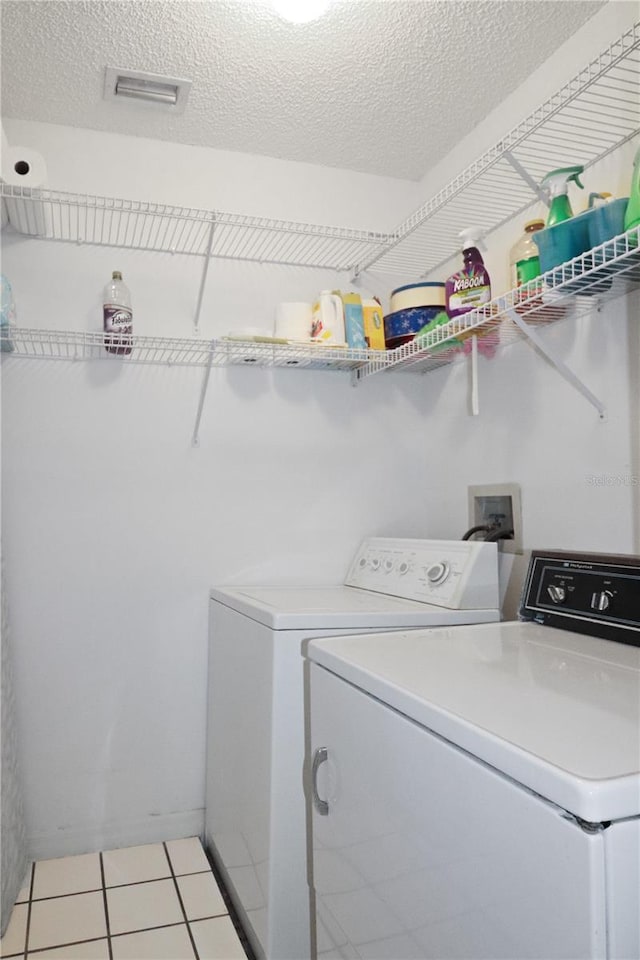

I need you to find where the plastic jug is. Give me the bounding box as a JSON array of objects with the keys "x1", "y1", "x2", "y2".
[{"x1": 311, "y1": 291, "x2": 346, "y2": 345}]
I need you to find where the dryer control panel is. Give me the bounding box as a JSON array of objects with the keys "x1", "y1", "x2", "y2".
[
  {"x1": 520, "y1": 550, "x2": 640, "y2": 647},
  {"x1": 345, "y1": 538, "x2": 499, "y2": 610}
]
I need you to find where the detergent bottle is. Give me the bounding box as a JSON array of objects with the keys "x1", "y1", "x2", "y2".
[
  {"x1": 623, "y1": 145, "x2": 640, "y2": 232},
  {"x1": 542, "y1": 165, "x2": 585, "y2": 226},
  {"x1": 311, "y1": 290, "x2": 346, "y2": 345}
]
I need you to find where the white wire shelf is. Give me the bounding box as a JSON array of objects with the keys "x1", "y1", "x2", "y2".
[
  {"x1": 0, "y1": 185, "x2": 390, "y2": 271},
  {"x1": 4, "y1": 229, "x2": 639, "y2": 375},
  {"x1": 2, "y1": 22, "x2": 637, "y2": 283},
  {"x1": 4, "y1": 230, "x2": 638, "y2": 440},
  {"x1": 356, "y1": 21, "x2": 640, "y2": 279},
  {"x1": 354, "y1": 227, "x2": 640, "y2": 381},
  {"x1": 1, "y1": 328, "x2": 383, "y2": 371}
]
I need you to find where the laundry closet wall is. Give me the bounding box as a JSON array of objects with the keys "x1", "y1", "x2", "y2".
[
  {"x1": 1, "y1": 126, "x2": 428, "y2": 860},
  {"x1": 398, "y1": 1, "x2": 640, "y2": 611},
  {"x1": 2, "y1": 0, "x2": 639, "y2": 860}
]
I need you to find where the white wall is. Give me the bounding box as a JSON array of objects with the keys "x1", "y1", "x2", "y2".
[
  {"x1": 1, "y1": 123, "x2": 429, "y2": 859},
  {"x1": 402, "y1": 0, "x2": 640, "y2": 609},
  {"x1": 2, "y1": 0, "x2": 639, "y2": 860}
]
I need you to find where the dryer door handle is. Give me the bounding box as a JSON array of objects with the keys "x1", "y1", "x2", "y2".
[{"x1": 312, "y1": 747, "x2": 329, "y2": 816}]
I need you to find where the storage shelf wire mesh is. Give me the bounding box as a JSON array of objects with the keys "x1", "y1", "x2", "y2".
[
  {"x1": 0, "y1": 185, "x2": 390, "y2": 271},
  {"x1": 2, "y1": 23, "x2": 639, "y2": 393},
  {"x1": 3, "y1": 330, "x2": 214, "y2": 366},
  {"x1": 2, "y1": 328, "x2": 381, "y2": 372},
  {"x1": 353, "y1": 228, "x2": 640, "y2": 380},
  {"x1": 2, "y1": 23, "x2": 637, "y2": 281},
  {"x1": 4, "y1": 231, "x2": 639, "y2": 376},
  {"x1": 356, "y1": 21, "x2": 640, "y2": 279}
]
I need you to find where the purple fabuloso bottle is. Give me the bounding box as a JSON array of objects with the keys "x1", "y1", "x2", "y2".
[{"x1": 445, "y1": 229, "x2": 492, "y2": 319}]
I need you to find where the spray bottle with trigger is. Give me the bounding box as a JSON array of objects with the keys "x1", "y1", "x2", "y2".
[
  {"x1": 541, "y1": 165, "x2": 585, "y2": 226},
  {"x1": 445, "y1": 228, "x2": 492, "y2": 320}
]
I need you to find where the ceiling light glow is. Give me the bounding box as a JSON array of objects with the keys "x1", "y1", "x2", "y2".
[{"x1": 269, "y1": 0, "x2": 331, "y2": 23}]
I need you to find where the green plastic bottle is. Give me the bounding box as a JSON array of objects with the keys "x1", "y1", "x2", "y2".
[
  {"x1": 623, "y1": 146, "x2": 640, "y2": 232},
  {"x1": 542, "y1": 165, "x2": 585, "y2": 226}
]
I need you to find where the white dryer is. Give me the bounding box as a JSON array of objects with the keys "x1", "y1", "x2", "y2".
[
  {"x1": 307, "y1": 550, "x2": 640, "y2": 959},
  {"x1": 204, "y1": 538, "x2": 500, "y2": 960}
]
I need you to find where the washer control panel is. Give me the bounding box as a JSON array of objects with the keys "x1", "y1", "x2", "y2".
[
  {"x1": 345, "y1": 538, "x2": 499, "y2": 610},
  {"x1": 520, "y1": 550, "x2": 640, "y2": 647}
]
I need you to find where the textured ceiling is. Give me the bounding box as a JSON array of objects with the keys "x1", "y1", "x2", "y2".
[{"x1": 1, "y1": 0, "x2": 605, "y2": 180}]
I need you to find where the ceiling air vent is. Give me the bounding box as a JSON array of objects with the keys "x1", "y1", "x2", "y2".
[{"x1": 104, "y1": 67, "x2": 191, "y2": 113}]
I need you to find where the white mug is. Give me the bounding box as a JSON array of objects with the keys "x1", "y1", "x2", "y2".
[{"x1": 274, "y1": 302, "x2": 313, "y2": 341}]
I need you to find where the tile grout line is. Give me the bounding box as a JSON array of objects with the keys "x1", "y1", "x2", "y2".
[
  {"x1": 23, "y1": 861, "x2": 35, "y2": 960},
  {"x1": 24, "y1": 919, "x2": 228, "y2": 956},
  {"x1": 162, "y1": 842, "x2": 200, "y2": 960},
  {"x1": 15, "y1": 845, "x2": 222, "y2": 958},
  {"x1": 107, "y1": 868, "x2": 211, "y2": 887},
  {"x1": 24, "y1": 869, "x2": 212, "y2": 904},
  {"x1": 27, "y1": 935, "x2": 109, "y2": 956},
  {"x1": 99, "y1": 852, "x2": 113, "y2": 960}
]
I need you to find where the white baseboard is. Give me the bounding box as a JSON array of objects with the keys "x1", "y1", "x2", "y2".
[{"x1": 27, "y1": 808, "x2": 205, "y2": 861}]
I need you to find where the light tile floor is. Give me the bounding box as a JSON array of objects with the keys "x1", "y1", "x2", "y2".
[{"x1": 1, "y1": 838, "x2": 248, "y2": 960}]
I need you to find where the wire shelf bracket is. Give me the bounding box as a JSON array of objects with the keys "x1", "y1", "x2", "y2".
[
  {"x1": 192, "y1": 339, "x2": 216, "y2": 446},
  {"x1": 503, "y1": 151, "x2": 550, "y2": 205},
  {"x1": 194, "y1": 217, "x2": 217, "y2": 332},
  {"x1": 504, "y1": 306, "x2": 607, "y2": 419}
]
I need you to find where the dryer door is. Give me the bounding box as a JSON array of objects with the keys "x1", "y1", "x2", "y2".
[{"x1": 309, "y1": 662, "x2": 607, "y2": 960}]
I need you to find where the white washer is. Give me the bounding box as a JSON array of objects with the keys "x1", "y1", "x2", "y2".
[
  {"x1": 204, "y1": 538, "x2": 500, "y2": 960},
  {"x1": 307, "y1": 550, "x2": 640, "y2": 959}
]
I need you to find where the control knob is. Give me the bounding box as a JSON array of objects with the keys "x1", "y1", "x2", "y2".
[
  {"x1": 591, "y1": 590, "x2": 612, "y2": 612},
  {"x1": 426, "y1": 561, "x2": 450, "y2": 585},
  {"x1": 547, "y1": 585, "x2": 566, "y2": 604}
]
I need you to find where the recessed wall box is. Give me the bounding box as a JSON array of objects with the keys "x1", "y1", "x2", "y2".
[{"x1": 468, "y1": 483, "x2": 523, "y2": 555}]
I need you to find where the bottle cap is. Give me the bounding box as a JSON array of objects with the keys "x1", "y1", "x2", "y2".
[
  {"x1": 524, "y1": 219, "x2": 545, "y2": 232},
  {"x1": 112, "y1": 270, "x2": 123, "y2": 281}
]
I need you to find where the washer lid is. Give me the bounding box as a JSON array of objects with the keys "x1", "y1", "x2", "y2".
[
  {"x1": 210, "y1": 585, "x2": 499, "y2": 630},
  {"x1": 308, "y1": 621, "x2": 640, "y2": 822}
]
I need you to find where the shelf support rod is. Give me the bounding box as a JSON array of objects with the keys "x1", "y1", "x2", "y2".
[
  {"x1": 192, "y1": 340, "x2": 216, "y2": 447},
  {"x1": 505, "y1": 307, "x2": 606, "y2": 418},
  {"x1": 503, "y1": 152, "x2": 549, "y2": 205},
  {"x1": 470, "y1": 334, "x2": 479, "y2": 416},
  {"x1": 194, "y1": 217, "x2": 217, "y2": 332}
]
